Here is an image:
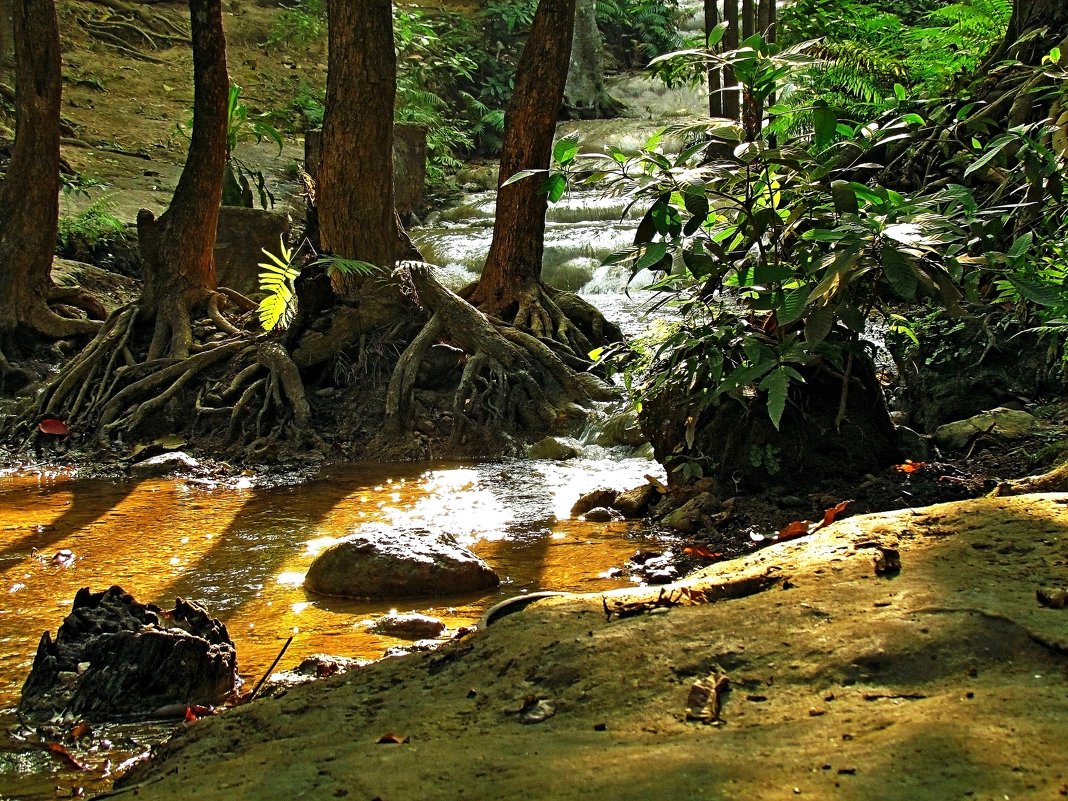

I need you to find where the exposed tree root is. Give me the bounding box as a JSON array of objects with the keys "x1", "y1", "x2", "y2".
[
  {"x1": 12, "y1": 297, "x2": 316, "y2": 457},
  {"x1": 76, "y1": 0, "x2": 190, "y2": 62},
  {"x1": 999, "y1": 460, "x2": 1068, "y2": 495},
  {"x1": 386, "y1": 264, "x2": 616, "y2": 444}
]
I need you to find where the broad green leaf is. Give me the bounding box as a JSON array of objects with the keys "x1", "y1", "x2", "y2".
[
  {"x1": 881, "y1": 244, "x2": 919, "y2": 300},
  {"x1": 963, "y1": 134, "x2": 1014, "y2": 178},
  {"x1": 1008, "y1": 275, "x2": 1064, "y2": 306},
  {"x1": 804, "y1": 303, "x2": 834, "y2": 345},
  {"x1": 778, "y1": 287, "x2": 808, "y2": 325},
  {"x1": 760, "y1": 368, "x2": 790, "y2": 430},
  {"x1": 501, "y1": 169, "x2": 542, "y2": 188},
  {"x1": 634, "y1": 242, "x2": 670, "y2": 272},
  {"x1": 541, "y1": 173, "x2": 567, "y2": 203},
  {"x1": 812, "y1": 101, "x2": 837, "y2": 151},
  {"x1": 552, "y1": 135, "x2": 580, "y2": 165}
]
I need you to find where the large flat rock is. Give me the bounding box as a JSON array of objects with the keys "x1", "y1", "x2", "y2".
[{"x1": 123, "y1": 494, "x2": 1068, "y2": 800}]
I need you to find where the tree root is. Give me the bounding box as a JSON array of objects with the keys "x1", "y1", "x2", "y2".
[
  {"x1": 13, "y1": 296, "x2": 315, "y2": 457},
  {"x1": 386, "y1": 264, "x2": 616, "y2": 443},
  {"x1": 76, "y1": 1, "x2": 189, "y2": 63},
  {"x1": 998, "y1": 460, "x2": 1068, "y2": 495}
]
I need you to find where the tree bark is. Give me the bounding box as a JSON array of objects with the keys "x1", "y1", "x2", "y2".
[
  {"x1": 0, "y1": 0, "x2": 98, "y2": 341},
  {"x1": 136, "y1": 0, "x2": 228, "y2": 360},
  {"x1": 563, "y1": 0, "x2": 622, "y2": 119},
  {"x1": 705, "y1": 0, "x2": 722, "y2": 117},
  {"x1": 317, "y1": 0, "x2": 416, "y2": 285},
  {"x1": 0, "y1": 0, "x2": 13, "y2": 86},
  {"x1": 470, "y1": 0, "x2": 577, "y2": 317},
  {"x1": 993, "y1": 0, "x2": 1068, "y2": 66}
]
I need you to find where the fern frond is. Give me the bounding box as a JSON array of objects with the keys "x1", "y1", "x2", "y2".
[{"x1": 257, "y1": 238, "x2": 299, "y2": 331}]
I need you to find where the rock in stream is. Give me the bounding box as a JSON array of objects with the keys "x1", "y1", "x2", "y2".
[{"x1": 19, "y1": 585, "x2": 238, "y2": 721}]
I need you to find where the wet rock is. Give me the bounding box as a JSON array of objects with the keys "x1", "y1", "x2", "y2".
[
  {"x1": 528, "y1": 436, "x2": 583, "y2": 460},
  {"x1": 304, "y1": 526, "x2": 500, "y2": 600},
  {"x1": 932, "y1": 408, "x2": 1037, "y2": 451},
  {"x1": 612, "y1": 483, "x2": 659, "y2": 519},
  {"x1": 371, "y1": 612, "x2": 447, "y2": 639},
  {"x1": 384, "y1": 639, "x2": 449, "y2": 658},
  {"x1": 895, "y1": 425, "x2": 930, "y2": 462},
  {"x1": 571, "y1": 488, "x2": 619, "y2": 516},
  {"x1": 260, "y1": 654, "x2": 369, "y2": 697},
  {"x1": 583, "y1": 506, "x2": 623, "y2": 522},
  {"x1": 591, "y1": 409, "x2": 647, "y2": 448},
  {"x1": 542, "y1": 256, "x2": 597, "y2": 292},
  {"x1": 19, "y1": 586, "x2": 237, "y2": 721},
  {"x1": 661, "y1": 493, "x2": 721, "y2": 534},
  {"x1": 129, "y1": 451, "x2": 200, "y2": 478}
]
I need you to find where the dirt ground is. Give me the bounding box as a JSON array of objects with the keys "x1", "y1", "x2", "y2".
[{"x1": 118, "y1": 492, "x2": 1068, "y2": 801}]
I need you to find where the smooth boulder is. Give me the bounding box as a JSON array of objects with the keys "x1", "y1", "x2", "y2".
[
  {"x1": 305, "y1": 526, "x2": 500, "y2": 600},
  {"x1": 19, "y1": 586, "x2": 237, "y2": 721}
]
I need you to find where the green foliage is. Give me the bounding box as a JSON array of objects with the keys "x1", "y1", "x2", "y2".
[
  {"x1": 179, "y1": 84, "x2": 284, "y2": 209},
  {"x1": 778, "y1": 0, "x2": 1010, "y2": 125},
  {"x1": 263, "y1": 0, "x2": 325, "y2": 48},
  {"x1": 578, "y1": 27, "x2": 1068, "y2": 462},
  {"x1": 57, "y1": 201, "x2": 125, "y2": 254},
  {"x1": 596, "y1": 0, "x2": 683, "y2": 69}
]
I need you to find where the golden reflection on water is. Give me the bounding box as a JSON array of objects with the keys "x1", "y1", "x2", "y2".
[{"x1": 0, "y1": 458, "x2": 661, "y2": 710}]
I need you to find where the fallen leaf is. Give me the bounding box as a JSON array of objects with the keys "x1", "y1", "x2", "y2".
[
  {"x1": 683, "y1": 545, "x2": 722, "y2": 560},
  {"x1": 46, "y1": 743, "x2": 89, "y2": 771},
  {"x1": 820, "y1": 500, "x2": 851, "y2": 527},
  {"x1": 68, "y1": 722, "x2": 91, "y2": 741},
  {"x1": 38, "y1": 417, "x2": 69, "y2": 436},
  {"x1": 894, "y1": 460, "x2": 925, "y2": 474},
  {"x1": 183, "y1": 707, "x2": 197, "y2": 723},
  {"x1": 776, "y1": 520, "x2": 815, "y2": 542},
  {"x1": 686, "y1": 672, "x2": 729, "y2": 723},
  {"x1": 376, "y1": 732, "x2": 408, "y2": 744}
]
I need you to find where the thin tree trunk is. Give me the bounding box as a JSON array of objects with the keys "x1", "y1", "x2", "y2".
[
  {"x1": 723, "y1": 0, "x2": 740, "y2": 121},
  {"x1": 136, "y1": 0, "x2": 229, "y2": 359},
  {"x1": 470, "y1": 0, "x2": 577, "y2": 316},
  {"x1": 705, "y1": 0, "x2": 722, "y2": 117},
  {"x1": 0, "y1": 0, "x2": 97, "y2": 340},
  {"x1": 564, "y1": 0, "x2": 622, "y2": 119},
  {"x1": 317, "y1": 0, "x2": 416, "y2": 288}
]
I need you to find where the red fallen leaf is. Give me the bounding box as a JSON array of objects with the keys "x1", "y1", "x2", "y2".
[
  {"x1": 894, "y1": 460, "x2": 926, "y2": 474},
  {"x1": 776, "y1": 520, "x2": 816, "y2": 542},
  {"x1": 376, "y1": 732, "x2": 408, "y2": 744},
  {"x1": 187, "y1": 704, "x2": 215, "y2": 718},
  {"x1": 38, "y1": 417, "x2": 69, "y2": 436},
  {"x1": 821, "y1": 500, "x2": 851, "y2": 527},
  {"x1": 683, "y1": 545, "x2": 723, "y2": 560},
  {"x1": 184, "y1": 707, "x2": 197, "y2": 722},
  {"x1": 68, "y1": 722, "x2": 92, "y2": 741},
  {"x1": 46, "y1": 742, "x2": 90, "y2": 771}
]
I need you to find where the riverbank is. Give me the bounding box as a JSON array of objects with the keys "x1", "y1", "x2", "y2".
[{"x1": 117, "y1": 492, "x2": 1068, "y2": 801}]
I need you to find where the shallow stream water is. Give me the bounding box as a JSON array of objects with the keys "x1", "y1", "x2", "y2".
[{"x1": 0, "y1": 455, "x2": 664, "y2": 797}]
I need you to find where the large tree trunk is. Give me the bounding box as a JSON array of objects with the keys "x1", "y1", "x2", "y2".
[
  {"x1": 0, "y1": 0, "x2": 99, "y2": 342},
  {"x1": 317, "y1": 0, "x2": 415, "y2": 281},
  {"x1": 136, "y1": 0, "x2": 229, "y2": 360},
  {"x1": 987, "y1": 0, "x2": 1068, "y2": 67},
  {"x1": 563, "y1": 0, "x2": 622, "y2": 119},
  {"x1": 0, "y1": 0, "x2": 12, "y2": 87},
  {"x1": 470, "y1": 0, "x2": 576, "y2": 318}
]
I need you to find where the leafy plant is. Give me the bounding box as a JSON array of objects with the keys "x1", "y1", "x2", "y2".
[
  {"x1": 57, "y1": 201, "x2": 125, "y2": 254},
  {"x1": 257, "y1": 239, "x2": 380, "y2": 331},
  {"x1": 179, "y1": 84, "x2": 284, "y2": 209}
]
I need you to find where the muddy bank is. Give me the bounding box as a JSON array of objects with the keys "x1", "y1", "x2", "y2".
[{"x1": 119, "y1": 493, "x2": 1068, "y2": 800}]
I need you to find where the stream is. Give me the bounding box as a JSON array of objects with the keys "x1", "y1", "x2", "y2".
[{"x1": 0, "y1": 61, "x2": 709, "y2": 799}]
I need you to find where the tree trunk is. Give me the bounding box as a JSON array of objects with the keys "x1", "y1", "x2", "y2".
[
  {"x1": 990, "y1": 0, "x2": 1068, "y2": 66},
  {"x1": 135, "y1": 0, "x2": 228, "y2": 360},
  {"x1": 705, "y1": 0, "x2": 722, "y2": 117},
  {"x1": 0, "y1": 0, "x2": 98, "y2": 342},
  {"x1": 317, "y1": 0, "x2": 416, "y2": 285},
  {"x1": 0, "y1": 0, "x2": 13, "y2": 86},
  {"x1": 470, "y1": 0, "x2": 577, "y2": 318},
  {"x1": 563, "y1": 0, "x2": 622, "y2": 119}
]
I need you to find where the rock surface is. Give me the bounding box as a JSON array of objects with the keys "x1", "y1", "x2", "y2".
[
  {"x1": 370, "y1": 612, "x2": 447, "y2": 639},
  {"x1": 527, "y1": 436, "x2": 583, "y2": 460},
  {"x1": 121, "y1": 494, "x2": 1068, "y2": 801},
  {"x1": 129, "y1": 451, "x2": 201, "y2": 478},
  {"x1": 19, "y1": 586, "x2": 237, "y2": 721},
  {"x1": 304, "y1": 526, "x2": 500, "y2": 600},
  {"x1": 932, "y1": 407, "x2": 1037, "y2": 450}
]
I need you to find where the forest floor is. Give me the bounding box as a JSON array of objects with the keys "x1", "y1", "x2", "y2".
[{"x1": 120, "y1": 492, "x2": 1068, "y2": 801}]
